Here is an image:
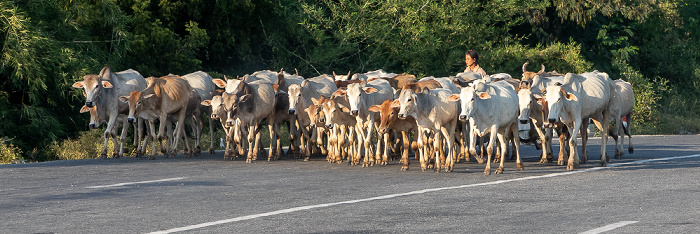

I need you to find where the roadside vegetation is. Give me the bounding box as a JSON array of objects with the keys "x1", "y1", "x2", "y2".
[{"x1": 0, "y1": 0, "x2": 697, "y2": 162}]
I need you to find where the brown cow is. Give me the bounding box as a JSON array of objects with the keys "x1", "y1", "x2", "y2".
[
  {"x1": 119, "y1": 75, "x2": 193, "y2": 159},
  {"x1": 368, "y1": 100, "x2": 419, "y2": 171},
  {"x1": 367, "y1": 73, "x2": 418, "y2": 90}
]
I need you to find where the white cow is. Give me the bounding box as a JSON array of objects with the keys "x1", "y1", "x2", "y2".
[
  {"x1": 394, "y1": 87, "x2": 459, "y2": 172},
  {"x1": 543, "y1": 71, "x2": 614, "y2": 170},
  {"x1": 607, "y1": 80, "x2": 635, "y2": 158},
  {"x1": 449, "y1": 80, "x2": 522, "y2": 174}
]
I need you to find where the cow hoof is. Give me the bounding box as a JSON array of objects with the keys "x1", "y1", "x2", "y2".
[
  {"x1": 600, "y1": 161, "x2": 607, "y2": 167},
  {"x1": 304, "y1": 157, "x2": 310, "y2": 162},
  {"x1": 517, "y1": 163, "x2": 524, "y2": 171},
  {"x1": 539, "y1": 158, "x2": 549, "y2": 164},
  {"x1": 101, "y1": 154, "x2": 108, "y2": 159},
  {"x1": 246, "y1": 158, "x2": 252, "y2": 163},
  {"x1": 495, "y1": 167, "x2": 503, "y2": 174},
  {"x1": 566, "y1": 163, "x2": 579, "y2": 171},
  {"x1": 149, "y1": 156, "x2": 156, "y2": 160},
  {"x1": 401, "y1": 166, "x2": 409, "y2": 171},
  {"x1": 484, "y1": 169, "x2": 491, "y2": 175},
  {"x1": 557, "y1": 159, "x2": 565, "y2": 166}
]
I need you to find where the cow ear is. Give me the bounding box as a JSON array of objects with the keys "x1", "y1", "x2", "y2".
[
  {"x1": 72, "y1": 81, "x2": 85, "y2": 89},
  {"x1": 102, "y1": 81, "x2": 113, "y2": 88},
  {"x1": 212, "y1": 79, "x2": 227, "y2": 88},
  {"x1": 80, "y1": 105, "x2": 90, "y2": 113},
  {"x1": 311, "y1": 97, "x2": 319, "y2": 105},
  {"x1": 118, "y1": 96, "x2": 129, "y2": 103},
  {"x1": 239, "y1": 94, "x2": 252, "y2": 103},
  {"x1": 533, "y1": 94, "x2": 543, "y2": 99},
  {"x1": 340, "y1": 107, "x2": 351, "y2": 113},
  {"x1": 143, "y1": 94, "x2": 155, "y2": 99},
  {"x1": 563, "y1": 90, "x2": 578, "y2": 101},
  {"x1": 368, "y1": 105, "x2": 381, "y2": 113},
  {"x1": 271, "y1": 84, "x2": 279, "y2": 93},
  {"x1": 477, "y1": 92, "x2": 491, "y2": 99},
  {"x1": 201, "y1": 100, "x2": 212, "y2": 106},
  {"x1": 447, "y1": 94, "x2": 461, "y2": 102},
  {"x1": 331, "y1": 90, "x2": 346, "y2": 99},
  {"x1": 363, "y1": 87, "x2": 378, "y2": 94},
  {"x1": 390, "y1": 99, "x2": 401, "y2": 108}
]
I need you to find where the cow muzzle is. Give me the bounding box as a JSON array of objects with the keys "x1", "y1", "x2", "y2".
[
  {"x1": 127, "y1": 117, "x2": 136, "y2": 123},
  {"x1": 85, "y1": 101, "x2": 95, "y2": 108},
  {"x1": 398, "y1": 114, "x2": 406, "y2": 119},
  {"x1": 378, "y1": 128, "x2": 387, "y2": 134},
  {"x1": 288, "y1": 110, "x2": 296, "y2": 115},
  {"x1": 211, "y1": 114, "x2": 218, "y2": 119},
  {"x1": 226, "y1": 120, "x2": 234, "y2": 127},
  {"x1": 89, "y1": 123, "x2": 98, "y2": 129},
  {"x1": 351, "y1": 110, "x2": 359, "y2": 116},
  {"x1": 548, "y1": 118, "x2": 557, "y2": 123},
  {"x1": 325, "y1": 124, "x2": 333, "y2": 129},
  {"x1": 459, "y1": 115, "x2": 467, "y2": 120},
  {"x1": 520, "y1": 119, "x2": 528, "y2": 124}
]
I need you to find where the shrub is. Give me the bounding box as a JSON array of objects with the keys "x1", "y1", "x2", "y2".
[{"x1": 0, "y1": 138, "x2": 23, "y2": 164}]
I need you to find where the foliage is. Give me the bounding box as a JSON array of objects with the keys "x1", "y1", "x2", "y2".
[
  {"x1": 0, "y1": 137, "x2": 23, "y2": 164},
  {"x1": 48, "y1": 129, "x2": 113, "y2": 160}
]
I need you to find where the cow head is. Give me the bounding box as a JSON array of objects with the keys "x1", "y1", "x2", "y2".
[
  {"x1": 201, "y1": 95, "x2": 225, "y2": 120},
  {"x1": 72, "y1": 66, "x2": 114, "y2": 108},
  {"x1": 80, "y1": 105, "x2": 103, "y2": 129},
  {"x1": 368, "y1": 100, "x2": 399, "y2": 134},
  {"x1": 345, "y1": 83, "x2": 378, "y2": 116},
  {"x1": 521, "y1": 62, "x2": 545, "y2": 81},
  {"x1": 333, "y1": 71, "x2": 352, "y2": 81},
  {"x1": 212, "y1": 75, "x2": 246, "y2": 94},
  {"x1": 448, "y1": 86, "x2": 491, "y2": 121},
  {"x1": 517, "y1": 88, "x2": 534, "y2": 124},
  {"x1": 287, "y1": 84, "x2": 303, "y2": 115},
  {"x1": 543, "y1": 84, "x2": 577, "y2": 125},
  {"x1": 118, "y1": 91, "x2": 154, "y2": 124},
  {"x1": 395, "y1": 89, "x2": 418, "y2": 119}
]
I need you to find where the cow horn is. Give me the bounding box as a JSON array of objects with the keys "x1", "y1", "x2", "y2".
[
  {"x1": 539, "y1": 64, "x2": 545, "y2": 74},
  {"x1": 522, "y1": 62, "x2": 529, "y2": 73}
]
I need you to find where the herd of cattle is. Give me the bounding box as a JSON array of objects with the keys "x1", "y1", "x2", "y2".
[{"x1": 71, "y1": 63, "x2": 635, "y2": 174}]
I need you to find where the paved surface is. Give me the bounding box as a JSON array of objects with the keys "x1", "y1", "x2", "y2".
[{"x1": 1, "y1": 135, "x2": 699, "y2": 233}]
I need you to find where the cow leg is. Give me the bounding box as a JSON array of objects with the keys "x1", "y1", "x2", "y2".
[
  {"x1": 580, "y1": 120, "x2": 590, "y2": 164},
  {"x1": 208, "y1": 112, "x2": 216, "y2": 154},
  {"x1": 484, "y1": 125, "x2": 498, "y2": 175},
  {"x1": 268, "y1": 116, "x2": 276, "y2": 161},
  {"x1": 625, "y1": 113, "x2": 634, "y2": 154},
  {"x1": 400, "y1": 131, "x2": 411, "y2": 171},
  {"x1": 511, "y1": 123, "x2": 524, "y2": 171},
  {"x1": 441, "y1": 123, "x2": 456, "y2": 172},
  {"x1": 246, "y1": 125, "x2": 256, "y2": 163},
  {"x1": 534, "y1": 123, "x2": 549, "y2": 163},
  {"x1": 182, "y1": 121, "x2": 192, "y2": 158},
  {"x1": 496, "y1": 132, "x2": 507, "y2": 174},
  {"x1": 170, "y1": 109, "x2": 188, "y2": 158},
  {"x1": 591, "y1": 116, "x2": 609, "y2": 166},
  {"x1": 115, "y1": 118, "x2": 130, "y2": 158},
  {"x1": 567, "y1": 119, "x2": 582, "y2": 170}
]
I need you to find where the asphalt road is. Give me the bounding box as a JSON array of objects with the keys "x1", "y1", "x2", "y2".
[{"x1": 2, "y1": 135, "x2": 699, "y2": 233}]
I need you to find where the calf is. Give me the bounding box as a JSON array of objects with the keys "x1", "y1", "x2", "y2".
[
  {"x1": 368, "y1": 100, "x2": 418, "y2": 171},
  {"x1": 119, "y1": 75, "x2": 193, "y2": 159}
]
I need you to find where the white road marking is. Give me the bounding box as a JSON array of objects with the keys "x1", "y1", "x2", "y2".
[
  {"x1": 580, "y1": 221, "x2": 639, "y2": 234},
  {"x1": 148, "y1": 154, "x2": 700, "y2": 234},
  {"x1": 84, "y1": 177, "x2": 187, "y2": 189}
]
